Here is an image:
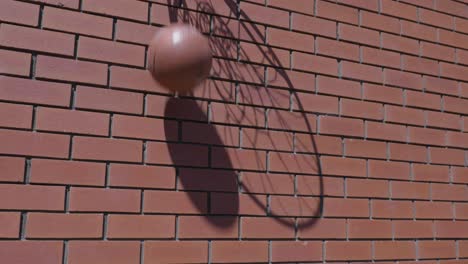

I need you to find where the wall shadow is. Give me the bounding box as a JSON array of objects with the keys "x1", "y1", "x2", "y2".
[{"x1": 161, "y1": 0, "x2": 323, "y2": 230}]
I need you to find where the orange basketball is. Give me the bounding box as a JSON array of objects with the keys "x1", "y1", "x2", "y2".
[{"x1": 148, "y1": 24, "x2": 212, "y2": 94}]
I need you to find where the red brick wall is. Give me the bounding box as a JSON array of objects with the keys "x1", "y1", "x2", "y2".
[{"x1": 0, "y1": 0, "x2": 467, "y2": 263}]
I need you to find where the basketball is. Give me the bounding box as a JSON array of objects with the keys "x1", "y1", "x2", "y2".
[{"x1": 148, "y1": 24, "x2": 212, "y2": 94}]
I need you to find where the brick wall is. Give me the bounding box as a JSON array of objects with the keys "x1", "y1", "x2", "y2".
[{"x1": 0, "y1": 0, "x2": 467, "y2": 263}]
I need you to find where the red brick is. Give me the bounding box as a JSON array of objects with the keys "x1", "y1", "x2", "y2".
[
  {"x1": 0, "y1": 76, "x2": 71, "y2": 107},
  {"x1": 455, "y1": 17, "x2": 468, "y2": 34},
  {"x1": 144, "y1": 190, "x2": 207, "y2": 214},
  {"x1": 420, "y1": 8, "x2": 454, "y2": 30},
  {"x1": 432, "y1": 183, "x2": 468, "y2": 201},
  {"x1": 73, "y1": 136, "x2": 142, "y2": 162},
  {"x1": 240, "y1": 1, "x2": 288, "y2": 28},
  {"x1": 293, "y1": 52, "x2": 338, "y2": 76},
  {"x1": 427, "y1": 111, "x2": 461, "y2": 130},
  {"x1": 267, "y1": 109, "x2": 316, "y2": 133},
  {"x1": 193, "y1": 79, "x2": 236, "y2": 102},
  {"x1": 367, "y1": 121, "x2": 407, "y2": 142},
  {"x1": 430, "y1": 147, "x2": 465, "y2": 166},
  {"x1": 109, "y1": 164, "x2": 175, "y2": 189},
  {"x1": 107, "y1": 214, "x2": 174, "y2": 239},
  {"x1": 292, "y1": 14, "x2": 336, "y2": 38},
  {"x1": 36, "y1": 56, "x2": 107, "y2": 85},
  {"x1": 0, "y1": 212, "x2": 20, "y2": 238},
  {"x1": 339, "y1": 0, "x2": 378, "y2": 10},
  {"x1": 394, "y1": 220, "x2": 434, "y2": 238},
  {"x1": 293, "y1": 92, "x2": 338, "y2": 114},
  {"x1": 389, "y1": 143, "x2": 428, "y2": 163},
  {"x1": 415, "y1": 201, "x2": 453, "y2": 219},
  {"x1": 239, "y1": 42, "x2": 289, "y2": 68},
  {"x1": 455, "y1": 203, "x2": 468, "y2": 219},
  {"x1": 401, "y1": 20, "x2": 437, "y2": 42},
  {"x1": 0, "y1": 49, "x2": 31, "y2": 76},
  {"x1": 345, "y1": 139, "x2": 386, "y2": 159},
  {"x1": 0, "y1": 102, "x2": 32, "y2": 129},
  {"x1": 317, "y1": 75, "x2": 361, "y2": 99},
  {"x1": 242, "y1": 217, "x2": 294, "y2": 239},
  {"x1": 421, "y1": 41, "x2": 456, "y2": 62},
  {"x1": 295, "y1": 133, "x2": 342, "y2": 155},
  {"x1": 381, "y1": 0, "x2": 417, "y2": 20},
  {"x1": 75, "y1": 86, "x2": 143, "y2": 114},
  {"x1": 267, "y1": 68, "x2": 316, "y2": 92},
  {"x1": 115, "y1": 20, "x2": 157, "y2": 44},
  {"x1": 211, "y1": 102, "x2": 264, "y2": 127},
  {"x1": 148, "y1": 96, "x2": 207, "y2": 122},
  {"x1": 400, "y1": 0, "x2": 434, "y2": 8},
  {"x1": 0, "y1": 241, "x2": 62, "y2": 264},
  {"x1": 82, "y1": 0, "x2": 148, "y2": 21},
  {"x1": 144, "y1": 241, "x2": 208, "y2": 264},
  {"x1": 443, "y1": 96, "x2": 468, "y2": 115},
  {"x1": 324, "y1": 198, "x2": 369, "y2": 217},
  {"x1": 30, "y1": 159, "x2": 105, "y2": 186},
  {"x1": 0, "y1": 156, "x2": 24, "y2": 183},
  {"x1": 408, "y1": 127, "x2": 445, "y2": 146},
  {"x1": 0, "y1": 129, "x2": 69, "y2": 158},
  {"x1": 178, "y1": 168, "x2": 238, "y2": 192},
  {"x1": 179, "y1": 216, "x2": 238, "y2": 239},
  {"x1": 0, "y1": 184, "x2": 64, "y2": 210},
  {"x1": 213, "y1": 58, "x2": 265, "y2": 84},
  {"x1": 342, "y1": 99, "x2": 383, "y2": 120},
  {"x1": 268, "y1": 0, "x2": 314, "y2": 14},
  {"x1": 418, "y1": 241, "x2": 456, "y2": 259},
  {"x1": 0, "y1": 24, "x2": 74, "y2": 56},
  {"x1": 110, "y1": 66, "x2": 168, "y2": 94},
  {"x1": 372, "y1": 200, "x2": 413, "y2": 219},
  {"x1": 36, "y1": 107, "x2": 109, "y2": 136},
  {"x1": 319, "y1": 116, "x2": 364, "y2": 137},
  {"x1": 213, "y1": 147, "x2": 266, "y2": 171},
  {"x1": 403, "y1": 55, "x2": 439, "y2": 76},
  {"x1": 43, "y1": 6, "x2": 113, "y2": 38},
  {"x1": 26, "y1": 213, "x2": 102, "y2": 238},
  {"x1": 316, "y1": 37, "x2": 359, "y2": 60},
  {"x1": 413, "y1": 163, "x2": 450, "y2": 182},
  {"x1": 326, "y1": 241, "x2": 372, "y2": 261},
  {"x1": 392, "y1": 181, "x2": 430, "y2": 200},
  {"x1": 435, "y1": 221, "x2": 468, "y2": 238},
  {"x1": 321, "y1": 156, "x2": 366, "y2": 177},
  {"x1": 33, "y1": 0, "x2": 78, "y2": 8},
  {"x1": 342, "y1": 61, "x2": 382, "y2": 83},
  {"x1": 348, "y1": 219, "x2": 392, "y2": 239},
  {"x1": 446, "y1": 131, "x2": 468, "y2": 149},
  {"x1": 453, "y1": 167, "x2": 468, "y2": 184},
  {"x1": 385, "y1": 69, "x2": 423, "y2": 89},
  {"x1": 113, "y1": 114, "x2": 175, "y2": 141},
  {"x1": 435, "y1": 0, "x2": 466, "y2": 19},
  {"x1": 406, "y1": 90, "x2": 441, "y2": 110},
  {"x1": 386, "y1": 105, "x2": 425, "y2": 126},
  {"x1": 382, "y1": 33, "x2": 419, "y2": 55},
  {"x1": 68, "y1": 241, "x2": 140, "y2": 264},
  {"x1": 297, "y1": 175, "x2": 345, "y2": 196},
  {"x1": 0, "y1": 0, "x2": 39, "y2": 26},
  {"x1": 362, "y1": 46, "x2": 401, "y2": 68},
  {"x1": 424, "y1": 76, "x2": 459, "y2": 96},
  {"x1": 339, "y1": 23, "x2": 379, "y2": 46},
  {"x1": 78, "y1": 37, "x2": 145, "y2": 67},
  {"x1": 374, "y1": 241, "x2": 416, "y2": 260},
  {"x1": 441, "y1": 62, "x2": 468, "y2": 82},
  {"x1": 298, "y1": 218, "x2": 346, "y2": 239},
  {"x1": 460, "y1": 241, "x2": 468, "y2": 258},
  {"x1": 363, "y1": 83, "x2": 403, "y2": 104},
  {"x1": 242, "y1": 128, "x2": 291, "y2": 151},
  {"x1": 348, "y1": 178, "x2": 389, "y2": 198},
  {"x1": 211, "y1": 241, "x2": 268, "y2": 263},
  {"x1": 238, "y1": 84, "x2": 290, "y2": 109},
  {"x1": 241, "y1": 172, "x2": 294, "y2": 195},
  {"x1": 211, "y1": 193, "x2": 267, "y2": 215},
  {"x1": 457, "y1": 48, "x2": 468, "y2": 65},
  {"x1": 270, "y1": 195, "x2": 320, "y2": 217},
  {"x1": 268, "y1": 28, "x2": 313, "y2": 53},
  {"x1": 317, "y1": 0, "x2": 358, "y2": 24},
  {"x1": 368, "y1": 160, "x2": 411, "y2": 180},
  {"x1": 360, "y1": 11, "x2": 399, "y2": 33},
  {"x1": 69, "y1": 187, "x2": 140, "y2": 213},
  {"x1": 271, "y1": 241, "x2": 322, "y2": 262}
]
